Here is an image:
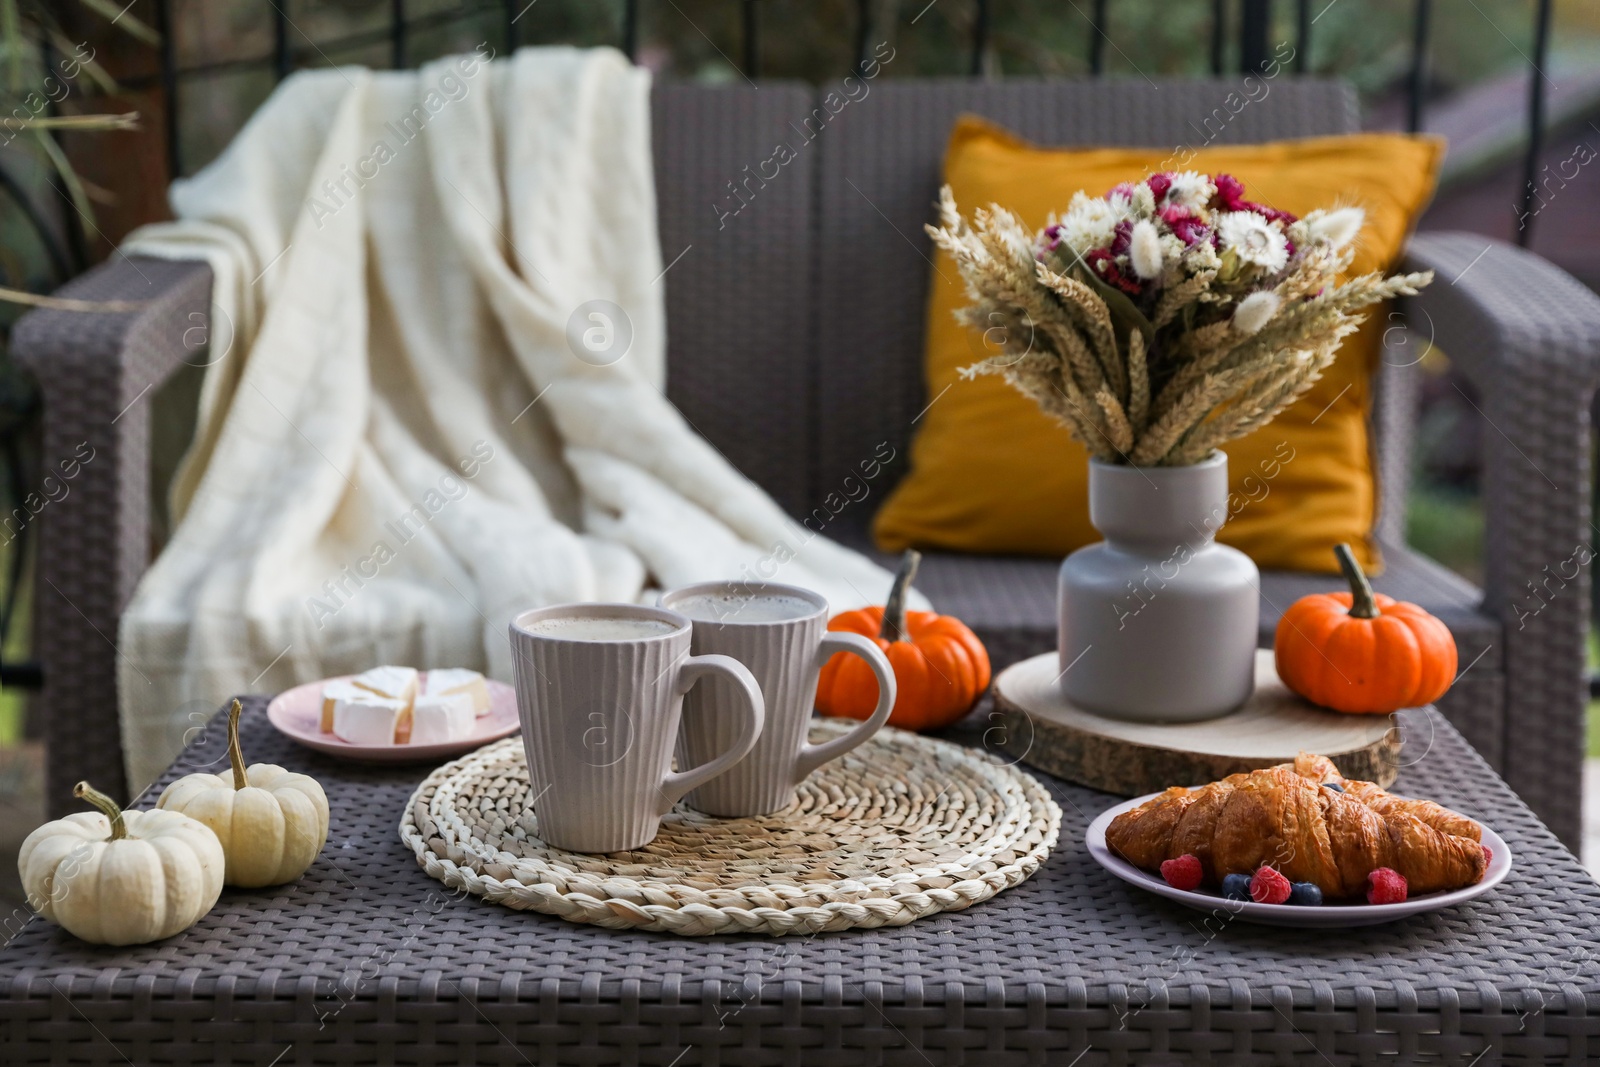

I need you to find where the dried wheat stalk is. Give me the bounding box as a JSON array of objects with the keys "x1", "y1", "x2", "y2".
[{"x1": 927, "y1": 178, "x2": 1433, "y2": 466}]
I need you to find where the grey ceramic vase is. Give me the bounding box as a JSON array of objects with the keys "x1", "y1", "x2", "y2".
[{"x1": 1057, "y1": 451, "x2": 1258, "y2": 721}]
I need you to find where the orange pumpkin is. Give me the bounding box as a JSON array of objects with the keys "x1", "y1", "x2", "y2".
[
  {"x1": 1275, "y1": 543, "x2": 1457, "y2": 714},
  {"x1": 817, "y1": 550, "x2": 991, "y2": 731}
]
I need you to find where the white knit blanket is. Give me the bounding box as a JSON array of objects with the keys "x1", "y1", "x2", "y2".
[{"x1": 118, "y1": 46, "x2": 901, "y2": 792}]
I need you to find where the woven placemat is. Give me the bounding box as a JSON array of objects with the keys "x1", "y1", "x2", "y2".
[{"x1": 399, "y1": 721, "x2": 1061, "y2": 935}]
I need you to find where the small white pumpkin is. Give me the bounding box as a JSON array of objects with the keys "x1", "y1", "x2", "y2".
[
  {"x1": 19, "y1": 781, "x2": 225, "y2": 945},
  {"x1": 158, "y1": 699, "x2": 330, "y2": 887}
]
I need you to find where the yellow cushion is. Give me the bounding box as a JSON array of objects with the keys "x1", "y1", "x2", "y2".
[{"x1": 873, "y1": 119, "x2": 1443, "y2": 573}]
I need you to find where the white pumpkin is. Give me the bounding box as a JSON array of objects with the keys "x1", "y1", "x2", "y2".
[
  {"x1": 19, "y1": 781, "x2": 225, "y2": 945},
  {"x1": 158, "y1": 699, "x2": 330, "y2": 888}
]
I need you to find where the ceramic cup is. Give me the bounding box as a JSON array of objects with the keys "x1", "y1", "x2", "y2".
[
  {"x1": 508, "y1": 603, "x2": 766, "y2": 853},
  {"x1": 660, "y1": 581, "x2": 897, "y2": 817}
]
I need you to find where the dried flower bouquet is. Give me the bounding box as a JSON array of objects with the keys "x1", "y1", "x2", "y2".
[{"x1": 927, "y1": 173, "x2": 1433, "y2": 466}]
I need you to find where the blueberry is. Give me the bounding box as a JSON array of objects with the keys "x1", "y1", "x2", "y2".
[
  {"x1": 1322, "y1": 782, "x2": 1344, "y2": 793},
  {"x1": 1221, "y1": 873, "x2": 1252, "y2": 901},
  {"x1": 1287, "y1": 881, "x2": 1323, "y2": 906}
]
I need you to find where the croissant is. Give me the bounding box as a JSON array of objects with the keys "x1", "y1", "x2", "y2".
[
  {"x1": 1288, "y1": 753, "x2": 1481, "y2": 842},
  {"x1": 1106, "y1": 753, "x2": 1487, "y2": 899}
]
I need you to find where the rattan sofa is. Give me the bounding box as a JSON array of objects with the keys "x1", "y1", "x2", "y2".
[{"x1": 16, "y1": 78, "x2": 1600, "y2": 846}]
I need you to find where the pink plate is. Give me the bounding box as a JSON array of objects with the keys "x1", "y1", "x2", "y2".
[{"x1": 266, "y1": 674, "x2": 520, "y2": 763}]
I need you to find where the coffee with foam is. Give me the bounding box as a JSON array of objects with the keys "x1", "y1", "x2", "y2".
[
  {"x1": 523, "y1": 615, "x2": 678, "y2": 641},
  {"x1": 670, "y1": 592, "x2": 816, "y2": 625}
]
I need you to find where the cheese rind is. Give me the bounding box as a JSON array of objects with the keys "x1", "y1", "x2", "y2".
[
  {"x1": 410, "y1": 693, "x2": 475, "y2": 745},
  {"x1": 320, "y1": 680, "x2": 367, "y2": 733},
  {"x1": 423, "y1": 668, "x2": 491, "y2": 716},
  {"x1": 351, "y1": 666, "x2": 419, "y2": 705},
  {"x1": 332, "y1": 693, "x2": 407, "y2": 745}
]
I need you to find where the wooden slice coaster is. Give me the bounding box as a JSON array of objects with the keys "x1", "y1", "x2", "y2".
[{"x1": 992, "y1": 650, "x2": 1402, "y2": 795}]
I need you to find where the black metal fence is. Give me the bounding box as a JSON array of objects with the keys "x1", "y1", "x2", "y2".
[
  {"x1": 0, "y1": 0, "x2": 1569, "y2": 699},
  {"x1": 143, "y1": 0, "x2": 1558, "y2": 244}
]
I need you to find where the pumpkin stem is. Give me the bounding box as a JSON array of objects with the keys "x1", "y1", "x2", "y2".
[
  {"x1": 74, "y1": 781, "x2": 126, "y2": 841},
  {"x1": 878, "y1": 549, "x2": 922, "y2": 642},
  {"x1": 227, "y1": 698, "x2": 249, "y2": 791},
  {"x1": 1334, "y1": 542, "x2": 1380, "y2": 620}
]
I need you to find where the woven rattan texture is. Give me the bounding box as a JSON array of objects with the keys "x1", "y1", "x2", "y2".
[
  {"x1": 401, "y1": 722, "x2": 1060, "y2": 935},
  {"x1": 653, "y1": 83, "x2": 818, "y2": 518},
  {"x1": 11, "y1": 256, "x2": 212, "y2": 816},
  {"x1": 1402, "y1": 233, "x2": 1600, "y2": 849},
  {"x1": 3, "y1": 698, "x2": 1597, "y2": 1065},
  {"x1": 1370, "y1": 355, "x2": 1418, "y2": 550}
]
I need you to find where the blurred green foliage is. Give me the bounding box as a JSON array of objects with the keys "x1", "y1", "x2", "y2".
[
  {"x1": 524, "y1": 0, "x2": 1574, "y2": 90},
  {"x1": 0, "y1": 0, "x2": 156, "y2": 740},
  {"x1": 168, "y1": 1, "x2": 1588, "y2": 182},
  {"x1": 1406, "y1": 485, "x2": 1484, "y2": 588}
]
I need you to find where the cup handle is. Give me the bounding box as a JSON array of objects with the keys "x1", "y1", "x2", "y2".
[
  {"x1": 657, "y1": 653, "x2": 766, "y2": 814},
  {"x1": 793, "y1": 631, "x2": 898, "y2": 783}
]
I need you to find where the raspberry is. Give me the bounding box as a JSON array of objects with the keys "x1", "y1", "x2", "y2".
[
  {"x1": 1160, "y1": 854, "x2": 1203, "y2": 891},
  {"x1": 1367, "y1": 867, "x2": 1408, "y2": 905},
  {"x1": 1249, "y1": 865, "x2": 1292, "y2": 904},
  {"x1": 1482, "y1": 846, "x2": 1493, "y2": 866}
]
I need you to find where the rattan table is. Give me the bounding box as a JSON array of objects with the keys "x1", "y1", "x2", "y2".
[{"x1": 3, "y1": 697, "x2": 1598, "y2": 1066}]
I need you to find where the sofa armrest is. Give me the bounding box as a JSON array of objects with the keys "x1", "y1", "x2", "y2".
[
  {"x1": 1401, "y1": 231, "x2": 1600, "y2": 846},
  {"x1": 12, "y1": 255, "x2": 213, "y2": 814}
]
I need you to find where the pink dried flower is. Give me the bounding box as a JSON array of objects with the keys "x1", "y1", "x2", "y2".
[
  {"x1": 1086, "y1": 248, "x2": 1142, "y2": 295},
  {"x1": 1147, "y1": 172, "x2": 1174, "y2": 204},
  {"x1": 1110, "y1": 219, "x2": 1134, "y2": 256},
  {"x1": 1160, "y1": 206, "x2": 1208, "y2": 246},
  {"x1": 1209, "y1": 175, "x2": 1299, "y2": 227},
  {"x1": 1212, "y1": 172, "x2": 1297, "y2": 227},
  {"x1": 1214, "y1": 173, "x2": 1248, "y2": 211},
  {"x1": 1251, "y1": 203, "x2": 1298, "y2": 227}
]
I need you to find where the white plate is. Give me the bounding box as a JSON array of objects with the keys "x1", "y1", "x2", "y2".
[
  {"x1": 1086, "y1": 791, "x2": 1512, "y2": 928},
  {"x1": 266, "y1": 674, "x2": 520, "y2": 763}
]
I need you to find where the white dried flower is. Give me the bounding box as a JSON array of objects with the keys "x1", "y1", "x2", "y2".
[
  {"x1": 1232, "y1": 290, "x2": 1282, "y2": 335},
  {"x1": 1217, "y1": 211, "x2": 1290, "y2": 273},
  {"x1": 1059, "y1": 191, "x2": 1121, "y2": 254},
  {"x1": 1305, "y1": 206, "x2": 1365, "y2": 250},
  {"x1": 1184, "y1": 240, "x2": 1221, "y2": 272},
  {"x1": 1129, "y1": 220, "x2": 1164, "y2": 279},
  {"x1": 1164, "y1": 171, "x2": 1216, "y2": 211},
  {"x1": 1130, "y1": 182, "x2": 1157, "y2": 218}
]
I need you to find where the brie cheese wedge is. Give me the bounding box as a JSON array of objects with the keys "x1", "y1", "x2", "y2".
[
  {"x1": 332, "y1": 693, "x2": 408, "y2": 745},
  {"x1": 320, "y1": 680, "x2": 367, "y2": 733},
  {"x1": 410, "y1": 692, "x2": 475, "y2": 745},
  {"x1": 351, "y1": 666, "x2": 419, "y2": 706},
  {"x1": 422, "y1": 668, "x2": 491, "y2": 716}
]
